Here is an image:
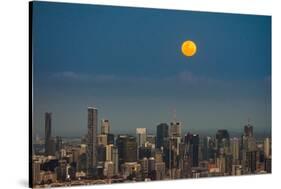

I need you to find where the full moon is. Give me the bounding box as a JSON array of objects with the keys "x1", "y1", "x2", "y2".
[{"x1": 181, "y1": 40, "x2": 197, "y2": 57}]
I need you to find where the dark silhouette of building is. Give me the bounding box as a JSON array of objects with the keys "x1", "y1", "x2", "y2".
[
  {"x1": 116, "y1": 134, "x2": 128, "y2": 167},
  {"x1": 156, "y1": 123, "x2": 169, "y2": 149},
  {"x1": 87, "y1": 107, "x2": 98, "y2": 172},
  {"x1": 56, "y1": 136, "x2": 62, "y2": 153},
  {"x1": 45, "y1": 112, "x2": 52, "y2": 155},
  {"x1": 191, "y1": 134, "x2": 199, "y2": 167}
]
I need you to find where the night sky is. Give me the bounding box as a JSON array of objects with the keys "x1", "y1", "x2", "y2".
[{"x1": 32, "y1": 1, "x2": 271, "y2": 137}]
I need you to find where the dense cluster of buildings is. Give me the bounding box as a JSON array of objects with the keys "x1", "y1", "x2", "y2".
[{"x1": 32, "y1": 107, "x2": 272, "y2": 187}]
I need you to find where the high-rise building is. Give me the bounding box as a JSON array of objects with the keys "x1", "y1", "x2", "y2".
[
  {"x1": 192, "y1": 134, "x2": 200, "y2": 167},
  {"x1": 148, "y1": 157, "x2": 156, "y2": 172},
  {"x1": 112, "y1": 146, "x2": 119, "y2": 175},
  {"x1": 97, "y1": 144, "x2": 106, "y2": 162},
  {"x1": 246, "y1": 151, "x2": 257, "y2": 173},
  {"x1": 106, "y1": 144, "x2": 113, "y2": 161},
  {"x1": 124, "y1": 136, "x2": 137, "y2": 162},
  {"x1": 101, "y1": 119, "x2": 110, "y2": 134},
  {"x1": 230, "y1": 137, "x2": 240, "y2": 163},
  {"x1": 202, "y1": 136, "x2": 211, "y2": 161},
  {"x1": 116, "y1": 135, "x2": 128, "y2": 167},
  {"x1": 97, "y1": 134, "x2": 107, "y2": 146},
  {"x1": 244, "y1": 124, "x2": 253, "y2": 137},
  {"x1": 87, "y1": 107, "x2": 98, "y2": 171},
  {"x1": 264, "y1": 138, "x2": 271, "y2": 159},
  {"x1": 170, "y1": 121, "x2": 182, "y2": 137},
  {"x1": 45, "y1": 112, "x2": 52, "y2": 155},
  {"x1": 136, "y1": 128, "x2": 147, "y2": 148},
  {"x1": 139, "y1": 157, "x2": 149, "y2": 176},
  {"x1": 156, "y1": 123, "x2": 169, "y2": 149},
  {"x1": 56, "y1": 136, "x2": 62, "y2": 153}
]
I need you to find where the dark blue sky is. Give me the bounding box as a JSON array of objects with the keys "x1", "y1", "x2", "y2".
[{"x1": 33, "y1": 2, "x2": 271, "y2": 137}]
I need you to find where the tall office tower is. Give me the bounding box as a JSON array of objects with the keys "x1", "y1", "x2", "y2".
[
  {"x1": 101, "y1": 119, "x2": 110, "y2": 134},
  {"x1": 116, "y1": 135, "x2": 128, "y2": 167},
  {"x1": 112, "y1": 146, "x2": 119, "y2": 175},
  {"x1": 106, "y1": 144, "x2": 114, "y2": 161},
  {"x1": 202, "y1": 136, "x2": 211, "y2": 161},
  {"x1": 170, "y1": 121, "x2": 182, "y2": 137},
  {"x1": 247, "y1": 136, "x2": 257, "y2": 152},
  {"x1": 87, "y1": 107, "x2": 98, "y2": 171},
  {"x1": 56, "y1": 136, "x2": 62, "y2": 153},
  {"x1": 45, "y1": 112, "x2": 52, "y2": 155},
  {"x1": 123, "y1": 136, "x2": 137, "y2": 162},
  {"x1": 97, "y1": 134, "x2": 107, "y2": 146},
  {"x1": 148, "y1": 157, "x2": 156, "y2": 172},
  {"x1": 230, "y1": 137, "x2": 240, "y2": 163},
  {"x1": 244, "y1": 119, "x2": 254, "y2": 137},
  {"x1": 192, "y1": 134, "x2": 200, "y2": 167},
  {"x1": 139, "y1": 157, "x2": 149, "y2": 176},
  {"x1": 156, "y1": 123, "x2": 169, "y2": 149},
  {"x1": 97, "y1": 144, "x2": 106, "y2": 162},
  {"x1": 136, "y1": 128, "x2": 147, "y2": 148},
  {"x1": 215, "y1": 129, "x2": 230, "y2": 149},
  {"x1": 264, "y1": 138, "x2": 271, "y2": 158},
  {"x1": 244, "y1": 123, "x2": 253, "y2": 137},
  {"x1": 246, "y1": 151, "x2": 257, "y2": 173}
]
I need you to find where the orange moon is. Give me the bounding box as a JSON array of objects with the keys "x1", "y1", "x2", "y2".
[{"x1": 181, "y1": 40, "x2": 197, "y2": 57}]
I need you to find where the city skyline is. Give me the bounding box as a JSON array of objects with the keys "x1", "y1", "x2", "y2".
[
  {"x1": 33, "y1": 2, "x2": 271, "y2": 137},
  {"x1": 32, "y1": 105, "x2": 272, "y2": 187},
  {"x1": 31, "y1": 2, "x2": 271, "y2": 187}
]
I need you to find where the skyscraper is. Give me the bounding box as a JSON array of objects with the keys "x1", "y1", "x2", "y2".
[
  {"x1": 124, "y1": 136, "x2": 137, "y2": 162},
  {"x1": 156, "y1": 123, "x2": 169, "y2": 149},
  {"x1": 230, "y1": 137, "x2": 240, "y2": 163},
  {"x1": 116, "y1": 134, "x2": 128, "y2": 167},
  {"x1": 202, "y1": 136, "x2": 211, "y2": 161},
  {"x1": 101, "y1": 119, "x2": 110, "y2": 134},
  {"x1": 244, "y1": 124, "x2": 253, "y2": 137},
  {"x1": 192, "y1": 134, "x2": 199, "y2": 167},
  {"x1": 264, "y1": 138, "x2": 271, "y2": 159},
  {"x1": 136, "y1": 128, "x2": 147, "y2": 148},
  {"x1": 45, "y1": 112, "x2": 52, "y2": 155},
  {"x1": 170, "y1": 121, "x2": 182, "y2": 137},
  {"x1": 87, "y1": 107, "x2": 98, "y2": 171}
]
